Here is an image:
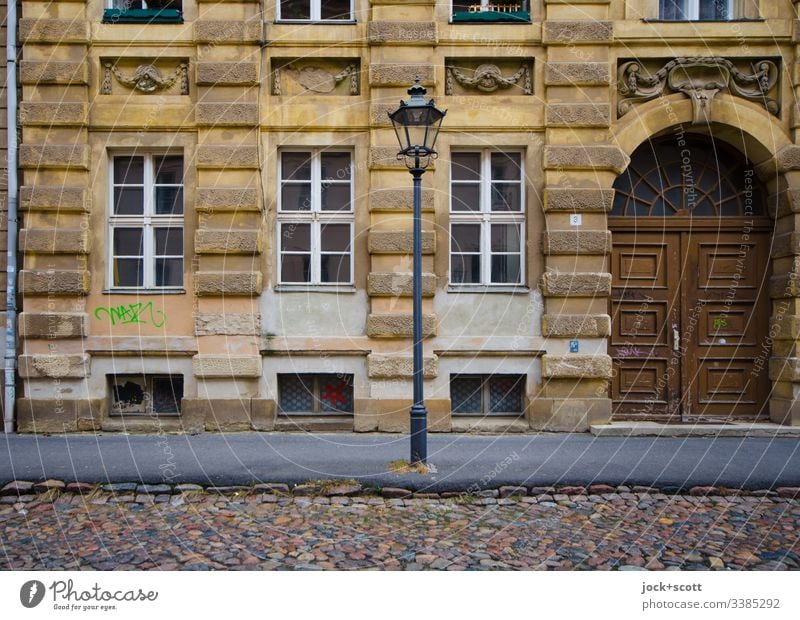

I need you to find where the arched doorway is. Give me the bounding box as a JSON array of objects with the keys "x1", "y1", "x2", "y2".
[{"x1": 609, "y1": 135, "x2": 773, "y2": 422}]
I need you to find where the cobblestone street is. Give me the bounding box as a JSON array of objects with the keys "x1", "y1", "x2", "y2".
[{"x1": 2, "y1": 483, "x2": 799, "y2": 571}]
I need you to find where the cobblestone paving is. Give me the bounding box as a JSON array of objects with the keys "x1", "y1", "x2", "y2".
[{"x1": 1, "y1": 489, "x2": 799, "y2": 570}]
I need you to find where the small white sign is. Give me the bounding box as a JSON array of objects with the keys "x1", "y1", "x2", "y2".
[{"x1": 569, "y1": 214, "x2": 582, "y2": 226}]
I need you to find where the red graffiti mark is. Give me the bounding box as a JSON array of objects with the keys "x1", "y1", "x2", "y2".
[{"x1": 321, "y1": 382, "x2": 349, "y2": 408}]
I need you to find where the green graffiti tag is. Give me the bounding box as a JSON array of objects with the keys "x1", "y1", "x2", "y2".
[
  {"x1": 713, "y1": 317, "x2": 728, "y2": 329},
  {"x1": 94, "y1": 302, "x2": 167, "y2": 328}
]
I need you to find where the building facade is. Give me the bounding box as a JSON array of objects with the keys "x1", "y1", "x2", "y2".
[{"x1": 12, "y1": 0, "x2": 800, "y2": 433}]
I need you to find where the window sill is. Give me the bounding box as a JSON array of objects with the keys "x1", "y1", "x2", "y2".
[
  {"x1": 447, "y1": 285, "x2": 530, "y2": 294},
  {"x1": 102, "y1": 8, "x2": 184, "y2": 24},
  {"x1": 451, "y1": 11, "x2": 530, "y2": 24},
  {"x1": 643, "y1": 18, "x2": 764, "y2": 23},
  {"x1": 275, "y1": 284, "x2": 357, "y2": 293},
  {"x1": 102, "y1": 288, "x2": 186, "y2": 295}
]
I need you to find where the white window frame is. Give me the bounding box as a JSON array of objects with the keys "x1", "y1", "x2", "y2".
[
  {"x1": 451, "y1": 0, "x2": 529, "y2": 15},
  {"x1": 277, "y1": 148, "x2": 355, "y2": 288},
  {"x1": 660, "y1": 0, "x2": 734, "y2": 20},
  {"x1": 276, "y1": 0, "x2": 355, "y2": 22},
  {"x1": 107, "y1": 151, "x2": 184, "y2": 291},
  {"x1": 449, "y1": 148, "x2": 526, "y2": 289}
]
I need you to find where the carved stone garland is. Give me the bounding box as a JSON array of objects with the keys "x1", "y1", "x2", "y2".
[
  {"x1": 101, "y1": 62, "x2": 190, "y2": 95},
  {"x1": 272, "y1": 63, "x2": 359, "y2": 96},
  {"x1": 617, "y1": 57, "x2": 779, "y2": 124},
  {"x1": 445, "y1": 63, "x2": 532, "y2": 95}
]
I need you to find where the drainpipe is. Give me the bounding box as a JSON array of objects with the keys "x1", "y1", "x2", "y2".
[{"x1": 4, "y1": 0, "x2": 18, "y2": 434}]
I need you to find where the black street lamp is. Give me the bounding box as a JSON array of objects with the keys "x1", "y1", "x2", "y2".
[{"x1": 388, "y1": 78, "x2": 446, "y2": 464}]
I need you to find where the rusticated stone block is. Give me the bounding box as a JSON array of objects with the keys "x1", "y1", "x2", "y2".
[
  {"x1": 20, "y1": 270, "x2": 90, "y2": 295},
  {"x1": 544, "y1": 146, "x2": 629, "y2": 174},
  {"x1": 544, "y1": 62, "x2": 611, "y2": 86},
  {"x1": 542, "y1": 20, "x2": 613, "y2": 44},
  {"x1": 367, "y1": 272, "x2": 436, "y2": 297},
  {"x1": 770, "y1": 273, "x2": 800, "y2": 298},
  {"x1": 196, "y1": 62, "x2": 259, "y2": 85},
  {"x1": 196, "y1": 187, "x2": 260, "y2": 212},
  {"x1": 776, "y1": 145, "x2": 800, "y2": 172},
  {"x1": 771, "y1": 232, "x2": 800, "y2": 258},
  {"x1": 369, "y1": 63, "x2": 435, "y2": 86},
  {"x1": 542, "y1": 354, "x2": 612, "y2": 379},
  {"x1": 193, "y1": 355, "x2": 262, "y2": 378},
  {"x1": 20, "y1": 60, "x2": 88, "y2": 84},
  {"x1": 20, "y1": 229, "x2": 90, "y2": 254},
  {"x1": 369, "y1": 103, "x2": 395, "y2": 127},
  {"x1": 542, "y1": 272, "x2": 611, "y2": 297},
  {"x1": 194, "y1": 271, "x2": 262, "y2": 295},
  {"x1": 367, "y1": 354, "x2": 438, "y2": 378},
  {"x1": 19, "y1": 354, "x2": 90, "y2": 379},
  {"x1": 367, "y1": 21, "x2": 437, "y2": 45},
  {"x1": 546, "y1": 103, "x2": 610, "y2": 127},
  {"x1": 769, "y1": 357, "x2": 800, "y2": 382},
  {"x1": 194, "y1": 20, "x2": 262, "y2": 43},
  {"x1": 195, "y1": 230, "x2": 261, "y2": 254},
  {"x1": 195, "y1": 312, "x2": 262, "y2": 336},
  {"x1": 17, "y1": 398, "x2": 103, "y2": 433},
  {"x1": 19, "y1": 102, "x2": 87, "y2": 126},
  {"x1": 19, "y1": 312, "x2": 88, "y2": 339},
  {"x1": 19, "y1": 18, "x2": 89, "y2": 43},
  {"x1": 367, "y1": 313, "x2": 437, "y2": 338},
  {"x1": 197, "y1": 145, "x2": 259, "y2": 169},
  {"x1": 542, "y1": 314, "x2": 611, "y2": 337},
  {"x1": 196, "y1": 103, "x2": 259, "y2": 127},
  {"x1": 369, "y1": 146, "x2": 404, "y2": 169},
  {"x1": 21, "y1": 186, "x2": 87, "y2": 212},
  {"x1": 543, "y1": 230, "x2": 611, "y2": 255},
  {"x1": 369, "y1": 231, "x2": 435, "y2": 254},
  {"x1": 19, "y1": 145, "x2": 89, "y2": 170},
  {"x1": 544, "y1": 187, "x2": 614, "y2": 212},
  {"x1": 769, "y1": 315, "x2": 800, "y2": 341},
  {"x1": 369, "y1": 187, "x2": 434, "y2": 212},
  {"x1": 251, "y1": 399, "x2": 277, "y2": 431}
]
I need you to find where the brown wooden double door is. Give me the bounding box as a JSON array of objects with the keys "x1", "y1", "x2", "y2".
[{"x1": 610, "y1": 227, "x2": 771, "y2": 422}]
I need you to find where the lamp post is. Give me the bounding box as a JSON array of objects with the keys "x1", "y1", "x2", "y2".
[{"x1": 388, "y1": 78, "x2": 446, "y2": 464}]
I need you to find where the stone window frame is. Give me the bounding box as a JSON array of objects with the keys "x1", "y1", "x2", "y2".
[
  {"x1": 276, "y1": 0, "x2": 355, "y2": 23},
  {"x1": 658, "y1": 0, "x2": 734, "y2": 20},
  {"x1": 107, "y1": 151, "x2": 185, "y2": 291},
  {"x1": 448, "y1": 148, "x2": 526, "y2": 289},
  {"x1": 276, "y1": 147, "x2": 355, "y2": 288}
]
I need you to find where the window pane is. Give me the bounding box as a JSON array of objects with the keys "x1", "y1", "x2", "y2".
[
  {"x1": 281, "y1": 223, "x2": 310, "y2": 252},
  {"x1": 279, "y1": 375, "x2": 314, "y2": 412},
  {"x1": 114, "y1": 0, "x2": 144, "y2": 8},
  {"x1": 660, "y1": 0, "x2": 688, "y2": 19},
  {"x1": 451, "y1": 183, "x2": 480, "y2": 211},
  {"x1": 155, "y1": 186, "x2": 183, "y2": 215},
  {"x1": 282, "y1": 152, "x2": 312, "y2": 179},
  {"x1": 320, "y1": 0, "x2": 351, "y2": 19},
  {"x1": 452, "y1": 0, "x2": 471, "y2": 13},
  {"x1": 114, "y1": 187, "x2": 144, "y2": 215},
  {"x1": 113, "y1": 228, "x2": 143, "y2": 256},
  {"x1": 451, "y1": 377, "x2": 483, "y2": 414},
  {"x1": 491, "y1": 182, "x2": 521, "y2": 211},
  {"x1": 321, "y1": 152, "x2": 351, "y2": 180},
  {"x1": 114, "y1": 258, "x2": 143, "y2": 287},
  {"x1": 154, "y1": 155, "x2": 183, "y2": 184},
  {"x1": 281, "y1": 183, "x2": 312, "y2": 211},
  {"x1": 321, "y1": 254, "x2": 351, "y2": 283},
  {"x1": 152, "y1": 377, "x2": 183, "y2": 414},
  {"x1": 451, "y1": 224, "x2": 481, "y2": 252},
  {"x1": 154, "y1": 228, "x2": 183, "y2": 256},
  {"x1": 491, "y1": 152, "x2": 522, "y2": 181},
  {"x1": 113, "y1": 156, "x2": 144, "y2": 184},
  {"x1": 155, "y1": 258, "x2": 183, "y2": 287},
  {"x1": 699, "y1": 0, "x2": 728, "y2": 20},
  {"x1": 451, "y1": 153, "x2": 481, "y2": 181},
  {"x1": 491, "y1": 224, "x2": 520, "y2": 252},
  {"x1": 281, "y1": 254, "x2": 311, "y2": 282},
  {"x1": 489, "y1": 376, "x2": 524, "y2": 413},
  {"x1": 451, "y1": 254, "x2": 481, "y2": 284},
  {"x1": 319, "y1": 376, "x2": 354, "y2": 412},
  {"x1": 491, "y1": 254, "x2": 521, "y2": 284},
  {"x1": 321, "y1": 223, "x2": 350, "y2": 252},
  {"x1": 321, "y1": 184, "x2": 351, "y2": 211}
]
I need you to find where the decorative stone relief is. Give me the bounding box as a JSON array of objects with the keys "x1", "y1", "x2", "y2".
[
  {"x1": 101, "y1": 61, "x2": 189, "y2": 95},
  {"x1": 617, "y1": 57, "x2": 779, "y2": 124},
  {"x1": 444, "y1": 60, "x2": 533, "y2": 96},
  {"x1": 272, "y1": 59, "x2": 360, "y2": 96}
]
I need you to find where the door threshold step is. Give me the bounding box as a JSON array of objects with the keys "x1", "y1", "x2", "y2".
[
  {"x1": 274, "y1": 416, "x2": 354, "y2": 432},
  {"x1": 451, "y1": 416, "x2": 529, "y2": 433},
  {"x1": 591, "y1": 421, "x2": 800, "y2": 438}
]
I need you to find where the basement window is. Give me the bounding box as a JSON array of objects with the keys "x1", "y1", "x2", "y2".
[
  {"x1": 451, "y1": 374, "x2": 525, "y2": 416},
  {"x1": 278, "y1": 374, "x2": 354, "y2": 415},
  {"x1": 103, "y1": 0, "x2": 183, "y2": 24},
  {"x1": 109, "y1": 375, "x2": 183, "y2": 416},
  {"x1": 452, "y1": 0, "x2": 530, "y2": 23}
]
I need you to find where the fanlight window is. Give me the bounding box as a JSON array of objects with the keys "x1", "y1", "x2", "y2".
[{"x1": 611, "y1": 138, "x2": 766, "y2": 217}]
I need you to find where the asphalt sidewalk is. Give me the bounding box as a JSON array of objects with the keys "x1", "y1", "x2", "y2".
[{"x1": 2, "y1": 432, "x2": 799, "y2": 492}]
